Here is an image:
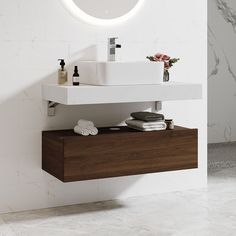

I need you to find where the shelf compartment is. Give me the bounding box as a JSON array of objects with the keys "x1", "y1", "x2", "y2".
[
  {"x1": 42, "y1": 82, "x2": 202, "y2": 105},
  {"x1": 42, "y1": 126, "x2": 198, "y2": 182}
]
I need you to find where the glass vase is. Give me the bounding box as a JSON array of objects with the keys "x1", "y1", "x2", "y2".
[{"x1": 163, "y1": 70, "x2": 169, "y2": 82}]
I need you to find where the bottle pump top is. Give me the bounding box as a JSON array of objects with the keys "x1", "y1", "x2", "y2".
[{"x1": 58, "y1": 59, "x2": 65, "y2": 70}]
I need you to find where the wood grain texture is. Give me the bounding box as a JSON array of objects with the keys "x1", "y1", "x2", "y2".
[
  {"x1": 42, "y1": 135, "x2": 64, "y2": 180},
  {"x1": 42, "y1": 126, "x2": 198, "y2": 182}
]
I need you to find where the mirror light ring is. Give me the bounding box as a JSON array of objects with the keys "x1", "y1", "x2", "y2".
[{"x1": 60, "y1": 0, "x2": 145, "y2": 26}]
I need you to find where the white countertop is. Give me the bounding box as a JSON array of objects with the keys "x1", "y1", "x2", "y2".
[{"x1": 42, "y1": 82, "x2": 202, "y2": 105}]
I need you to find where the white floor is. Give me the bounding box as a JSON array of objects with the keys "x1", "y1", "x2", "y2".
[{"x1": 0, "y1": 144, "x2": 236, "y2": 236}]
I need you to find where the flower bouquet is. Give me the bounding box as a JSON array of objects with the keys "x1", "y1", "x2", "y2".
[{"x1": 146, "y1": 53, "x2": 179, "y2": 82}]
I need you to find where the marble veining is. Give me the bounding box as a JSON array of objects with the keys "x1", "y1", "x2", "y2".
[
  {"x1": 208, "y1": 27, "x2": 220, "y2": 79},
  {"x1": 224, "y1": 54, "x2": 236, "y2": 82},
  {"x1": 208, "y1": 0, "x2": 236, "y2": 143},
  {"x1": 0, "y1": 144, "x2": 235, "y2": 236},
  {"x1": 216, "y1": 0, "x2": 236, "y2": 31}
]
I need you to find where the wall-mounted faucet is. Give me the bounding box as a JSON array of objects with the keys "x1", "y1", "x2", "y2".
[{"x1": 108, "y1": 37, "x2": 121, "y2": 61}]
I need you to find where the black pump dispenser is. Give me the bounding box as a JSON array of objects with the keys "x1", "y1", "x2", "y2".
[{"x1": 58, "y1": 59, "x2": 65, "y2": 70}]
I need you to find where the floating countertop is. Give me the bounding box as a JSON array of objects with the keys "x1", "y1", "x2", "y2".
[{"x1": 42, "y1": 82, "x2": 202, "y2": 105}]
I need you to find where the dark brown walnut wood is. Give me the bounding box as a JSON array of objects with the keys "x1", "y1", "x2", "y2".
[{"x1": 42, "y1": 126, "x2": 198, "y2": 182}]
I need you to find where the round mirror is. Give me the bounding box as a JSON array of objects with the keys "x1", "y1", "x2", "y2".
[
  {"x1": 72, "y1": 0, "x2": 139, "y2": 19},
  {"x1": 61, "y1": 0, "x2": 144, "y2": 25}
]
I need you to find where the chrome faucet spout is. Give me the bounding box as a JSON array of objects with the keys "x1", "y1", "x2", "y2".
[{"x1": 108, "y1": 37, "x2": 121, "y2": 61}]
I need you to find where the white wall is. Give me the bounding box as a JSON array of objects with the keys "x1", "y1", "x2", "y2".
[
  {"x1": 0, "y1": 0, "x2": 207, "y2": 213},
  {"x1": 208, "y1": 0, "x2": 236, "y2": 143}
]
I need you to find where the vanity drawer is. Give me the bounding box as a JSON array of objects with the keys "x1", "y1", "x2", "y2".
[{"x1": 42, "y1": 126, "x2": 198, "y2": 182}]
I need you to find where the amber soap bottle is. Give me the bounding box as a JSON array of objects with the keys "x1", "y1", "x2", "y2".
[{"x1": 58, "y1": 59, "x2": 68, "y2": 85}]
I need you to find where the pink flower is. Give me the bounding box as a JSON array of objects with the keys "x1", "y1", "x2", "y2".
[
  {"x1": 162, "y1": 54, "x2": 171, "y2": 61},
  {"x1": 146, "y1": 53, "x2": 179, "y2": 71},
  {"x1": 153, "y1": 54, "x2": 162, "y2": 61},
  {"x1": 154, "y1": 53, "x2": 170, "y2": 61}
]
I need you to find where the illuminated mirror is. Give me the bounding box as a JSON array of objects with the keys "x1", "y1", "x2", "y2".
[{"x1": 61, "y1": 0, "x2": 145, "y2": 25}]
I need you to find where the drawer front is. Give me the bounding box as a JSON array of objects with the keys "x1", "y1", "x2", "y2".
[{"x1": 63, "y1": 129, "x2": 198, "y2": 182}]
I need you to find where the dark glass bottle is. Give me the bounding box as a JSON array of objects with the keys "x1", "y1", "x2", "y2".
[{"x1": 73, "y1": 66, "x2": 80, "y2": 86}]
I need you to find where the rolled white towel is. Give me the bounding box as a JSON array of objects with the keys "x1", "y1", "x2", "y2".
[
  {"x1": 77, "y1": 119, "x2": 95, "y2": 128},
  {"x1": 88, "y1": 126, "x2": 98, "y2": 136},
  {"x1": 74, "y1": 125, "x2": 90, "y2": 136}
]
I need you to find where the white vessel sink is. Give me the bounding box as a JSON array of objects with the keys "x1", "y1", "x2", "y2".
[{"x1": 78, "y1": 61, "x2": 164, "y2": 86}]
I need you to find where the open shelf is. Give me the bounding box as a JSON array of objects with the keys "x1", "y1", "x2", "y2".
[{"x1": 42, "y1": 82, "x2": 202, "y2": 105}]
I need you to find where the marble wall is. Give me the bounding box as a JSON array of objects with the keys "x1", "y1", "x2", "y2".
[
  {"x1": 0, "y1": 0, "x2": 207, "y2": 213},
  {"x1": 208, "y1": 0, "x2": 236, "y2": 143}
]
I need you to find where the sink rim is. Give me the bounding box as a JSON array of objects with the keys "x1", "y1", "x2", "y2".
[{"x1": 78, "y1": 60, "x2": 164, "y2": 64}]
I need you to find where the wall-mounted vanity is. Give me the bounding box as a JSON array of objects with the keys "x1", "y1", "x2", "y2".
[
  {"x1": 42, "y1": 82, "x2": 201, "y2": 182},
  {"x1": 41, "y1": 0, "x2": 203, "y2": 183}
]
